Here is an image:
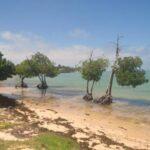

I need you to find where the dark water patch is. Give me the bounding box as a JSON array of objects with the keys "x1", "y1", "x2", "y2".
[
  {"x1": 114, "y1": 97, "x2": 150, "y2": 107},
  {"x1": 46, "y1": 88, "x2": 84, "y2": 97},
  {"x1": 48, "y1": 85, "x2": 67, "y2": 88}
]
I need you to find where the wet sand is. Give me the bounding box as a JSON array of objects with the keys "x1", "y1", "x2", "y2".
[{"x1": 0, "y1": 86, "x2": 150, "y2": 150}]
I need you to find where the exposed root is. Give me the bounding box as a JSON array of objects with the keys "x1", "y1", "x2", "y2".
[
  {"x1": 83, "y1": 93, "x2": 93, "y2": 101},
  {"x1": 15, "y1": 82, "x2": 28, "y2": 88},
  {"x1": 93, "y1": 95, "x2": 112, "y2": 105},
  {"x1": 37, "y1": 83, "x2": 48, "y2": 89}
]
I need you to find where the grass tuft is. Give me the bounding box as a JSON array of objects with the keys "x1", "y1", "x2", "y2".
[
  {"x1": 0, "y1": 122, "x2": 15, "y2": 130},
  {"x1": 0, "y1": 133, "x2": 80, "y2": 150}
]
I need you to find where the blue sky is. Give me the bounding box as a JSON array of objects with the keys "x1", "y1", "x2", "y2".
[{"x1": 0, "y1": 0, "x2": 149, "y2": 68}]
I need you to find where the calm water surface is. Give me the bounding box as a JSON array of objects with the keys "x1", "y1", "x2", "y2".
[
  {"x1": 3, "y1": 71, "x2": 150, "y2": 100},
  {"x1": 1, "y1": 71, "x2": 150, "y2": 124}
]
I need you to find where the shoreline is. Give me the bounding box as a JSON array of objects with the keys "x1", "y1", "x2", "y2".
[
  {"x1": 23, "y1": 98, "x2": 150, "y2": 150},
  {"x1": 0, "y1": 86, "x2": 150, "y2": 149},
  {"x1": 0, "y1": 86, "x2": 150, "y2": 125}
]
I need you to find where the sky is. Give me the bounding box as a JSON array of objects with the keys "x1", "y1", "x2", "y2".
[{"x1": 0, "y1": 0, "x2": 150, "y2": 69}]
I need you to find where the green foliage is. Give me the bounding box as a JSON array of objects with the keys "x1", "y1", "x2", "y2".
[
  {"x1": 115, "y1": 56, "x2": 148, "y2": 88},
  {"x1": 81, "y1": 58, "x2": 109, "y2": 82},
  {"x1": 16, "y1": 60, "x2": 33, "y2": 78},
  {"x1": 0, "y1": 133, "x2": 80, "y2": 150},
  {"x1": 34, "y1": 133, "x2": 80, "y2": 150},
  {"x1": 0, "y1": 52, "x2": 15, "y2": 81},
  {"x1": 30, "y1": 52, "x2": 59, "y2": 78},
  {"x1": 81, "y1": 57, "x2": 108, "y2": 98}
]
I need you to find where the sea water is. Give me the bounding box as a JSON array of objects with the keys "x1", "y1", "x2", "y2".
[
  {"x1": 1, "y1": 71, "x2": 150, "y2": 124},
  {"x1": 2, "y1": 71, "x2": 150, "y2": 101}
]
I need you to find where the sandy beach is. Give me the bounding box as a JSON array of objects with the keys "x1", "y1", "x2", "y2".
[
  {"x1": 23, "y1": 99, "x2": 150, "y2": 150},
  {"x1": 0, "y1": 86, "x2": 150, "y2": 150}
]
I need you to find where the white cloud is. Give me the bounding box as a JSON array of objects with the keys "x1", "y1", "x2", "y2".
[
  {"x1": 69, "y1": 28, "x2": 90, "y2": 39},
  {"x1": 0, "y1": 31, "x2": 101, "y2": 66},
  {"x1": 1, "y1": 31, "x2": 29, "y2": 43},
  {"x1": 0, "y1": 31, "x2": 149, "y2": 69}
]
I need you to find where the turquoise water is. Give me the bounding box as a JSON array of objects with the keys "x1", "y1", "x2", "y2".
[
  {"x1": 46, "y1": 71, "x2": 150, "y2": 101},
  {"x1": 3, "y1": 71, "x2": 150, "y2": 101},
  {"x1": 1, "y1": 71, "x2": 150, "y2": 123}
]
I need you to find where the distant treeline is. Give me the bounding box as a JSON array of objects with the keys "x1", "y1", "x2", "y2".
[{"x1": 57, "y1": 65, "x2": 78, "y2": 73}]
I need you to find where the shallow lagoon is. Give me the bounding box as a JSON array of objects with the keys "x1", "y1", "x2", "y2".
[{"x1": 1, "y1": 71, "x2": 150, "y2": 125}]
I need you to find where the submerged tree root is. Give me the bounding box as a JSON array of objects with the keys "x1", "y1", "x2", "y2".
[
  {"x1": 83, "y1": 93, "x2": 93, "y2": 101},
  {"x1": 93, "y1": 95, "x2": 112, "y2": 105},
  {"x1": 37, "y1": 83, "x2": 48, "y2": 89},
  {"x1": 15, "y1": 82, "x2": 28, "y2": 88}
]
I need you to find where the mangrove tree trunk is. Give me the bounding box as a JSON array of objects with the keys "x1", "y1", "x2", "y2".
[
  {"x1": 95, "y1": 36, "x2": 121, "y2": 104},
  {"x1": 37, "y1": 74, "x2": 48, "y2": 89},
  {"x1": 16, "y1": 76, "x2": 28, "y2": 88}
]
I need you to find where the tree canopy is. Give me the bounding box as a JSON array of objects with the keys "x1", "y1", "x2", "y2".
[
  {"x1": 115, "y1": 56, "x2": 148, "y2": 88},
  {"x1": 0, "y1": 52, "x2": 15, "y2": 81},
  {"x1": 15, "y1": 59, "x2": 34, "y2": 87},
  {"x1": 16, "y1": 60, "x2": 33, "y2": 79},
  {"x1": 28, "y1": 52, "x2": 59, "y2": 89},
  {"x1": 81, "y1": 58, "x2": 109, "y2": 82},
  {"x1": 81, "y1": 57, "x2": 108, "y2": 100},
  {"x1": 29, "y1": 52, "x2": 58, "y2": 77}
]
